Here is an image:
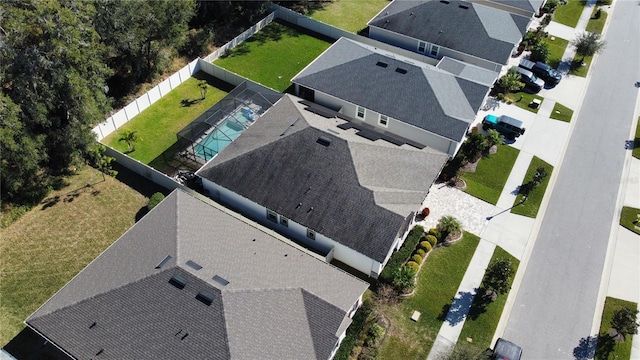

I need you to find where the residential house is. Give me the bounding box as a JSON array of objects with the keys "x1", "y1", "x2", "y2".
[
  {"x1": 26, "y1": 190, "x2": 369, "y2": 360},
  {"x1": 367, "y1": 0, "x2": 532, "y2": 70},
  {"x1": 196, "y1": 94, "x2": 450, "y2": 278},
  {"x1": 291, "y1": 37, "x2": 495, "y2": 157}
]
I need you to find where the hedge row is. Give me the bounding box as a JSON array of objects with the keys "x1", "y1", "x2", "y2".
[
  {"x1": 379, "y1": 225, "x2": 424, "y2": 284},
  {"x1": 333, "y1": 299, "x2": 373, "y2": 360}
]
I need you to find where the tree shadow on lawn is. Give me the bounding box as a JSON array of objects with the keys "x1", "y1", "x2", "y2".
[
  {"x1": 112, "y1": 163, "x2": 169, "y2": 199},
  {"x1": 437, "y1": 290, "x2": 479, "y2": 326}
]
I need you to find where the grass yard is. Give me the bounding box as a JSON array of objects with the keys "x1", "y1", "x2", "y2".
[
  {"x1": 457, "y1": 247, "x2": 519, "y2": 350},
  {"x1": 504, "y1": 92, "x2": 544, "y2": 114},
  {"x1": 214, "y1": 21, "x2": 332, "y2": 92},
  {"x1": 586, "y1": 7, "x2": 608, "y2": 34},
  {"x1": 462, "y1": 145, "x2": 520, "y2": 205},
  {"x1": 545, "y1": 36, "x2": 570, "y2": 69},
  {"x1": 511, "y1": 156, "x2": 554, "y2": 218},
  {"x1": 595, "y1": 297, "x2": 637, "y2": 360},
  {"x1": 632, "y1": 117, "x2": 640, "y2": 159},
  {"x1": 308, "y1": 0, "x2": 389, "y2": 33},
  {"x1": 570, "y1": 55, "x2": 593, "y2": 77},
  {"x1": 378, "y1": 233, "x2": 481, "y2": 359},
  {"x1": 550, "y1": 102, "x2": 574, "y2": 122},
  {"x1": 0, "y1": 166, "x2": 151, "y2": 346},
  {"x1": 620, "y1": 206, "x2": 640, "y2": 235},
  {"x1": 553, "y1": 0, "x2": 586, "y2": 28},
  {"x1": 103, "y1": 73, "x2": 231, "y2": 169}
]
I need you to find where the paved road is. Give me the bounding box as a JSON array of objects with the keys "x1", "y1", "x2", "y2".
[{"x1": 503, "y1": 2, "x2": 640, "y2": 359}]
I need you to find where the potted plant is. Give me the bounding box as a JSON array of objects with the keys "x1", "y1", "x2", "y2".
[{"x1": 421, "y1": 207, "x2": 430, "y2": 217}]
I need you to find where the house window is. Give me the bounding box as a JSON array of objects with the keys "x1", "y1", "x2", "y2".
[
  {"x1": 418, "y1": 41, "x2": 427, "y2": 53},
  {"x1": 280, "y1": 216, "x2": 289, "y2": 227},
  {"x1": 430, "y1": 45, "x2": 440, "y2": 57},
  {"x1": 266, "y1": 209, "x2": 278, "y2": 223},
  {"x1": 379, "y1": 114, "x2": 389, "y2": 127},
  {"x1": 356, "y1": 106, "x2": 365, "y2": 119},
  {"x1": 307, "y1": 229, "x2": 316, "y2": 240}
]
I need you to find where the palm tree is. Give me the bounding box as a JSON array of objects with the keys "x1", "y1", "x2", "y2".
[
  {"x1": 436, "y1": 215, "x2": 462, "y2": 239},
  {"x1": 486, "y1": 129, "x2": 504, "y2": 150},
  {"x1": 118, "y1": 130, "x2": 139, "y2": 152},
  {"x1": 499, "y1": 68, "x2": 524, "y2": 94}
]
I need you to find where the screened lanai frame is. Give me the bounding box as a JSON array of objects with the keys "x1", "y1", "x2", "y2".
[{"x1": 177, "y1": 81, "x2": 283, "y2": 163}]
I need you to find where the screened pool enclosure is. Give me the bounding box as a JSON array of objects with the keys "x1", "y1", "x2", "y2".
[{"x1": 177, "y1": 81, "x2": 282, "y2": 163}]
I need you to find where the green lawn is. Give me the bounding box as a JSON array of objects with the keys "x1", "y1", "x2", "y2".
[
  {"x1": 103, "y1": 74, "x2": 231, "y2": 170},
  {"x1": 632, "y1": 117, "x2": 640, "y2": 159},
  {"x1": 511, "y1": 156, "x2": 554, "y2": 218},
  {"x1": 550, "y1": 102, "x2": 574, "y2": 122},
  {"x1": 457, "y1": 247, "x2": 519, "y2": 350},
  {"x1": 545, "y1": 36, "x2": 570, "y2": 69},
  {"x1": 462, "y1": 145, "x2": 520, "y2": 205},
  {"x1": 570, "y1": 55, "x2": 593, "y2": 77},
  {"x1": 0, "y1": 166, "x2": 150, "y2": 346},
  {"x1": 378, "y1": 233, "x2": 481, "y2": 359},
  {"x1": 308, "y1": 0, "x2": 389, "y2": 33},
  {"x1": 595, "y1": 297, "x2": 637, "y2": 360},
  {"x1": 620, "y1": 206, "x2": 640, "y2": 235},
  {"x1": 586, "y1": 7, "x2": 608, "y2": 34},
  {"x1": 553, "y1": 0, "x2": 586, "y2": 28},
  {"x1": 214, "y1": 21, "x2": 332, "y2": 91},
  {"x1": 505, "y1": 92, "x2": 544, "y2": 114}
]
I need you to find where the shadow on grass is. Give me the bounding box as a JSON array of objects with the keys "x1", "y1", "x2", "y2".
[
  {"x1": 112, "y1": 163, "x2": 169, "y2": 199},
  {"x1": 148, "y1": 142, "x2": 201, "y2": 175},
  {"x1": 181, "y1": 98, "x2": 204, "y2": 107}
]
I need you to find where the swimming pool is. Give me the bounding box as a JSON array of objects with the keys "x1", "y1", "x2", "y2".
[{"x1": 194, "y1": 107, "x2": 255, "y2": 160}]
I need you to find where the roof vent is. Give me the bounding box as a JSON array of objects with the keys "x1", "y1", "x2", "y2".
[
  {"x1": 89, "y1": 322, "x2": 97, "y2": 329},
  {"x1": 440, "y1": 0, "x2": 450, "y2": 3},
  {"x1": 185, "y1": 260, "x2": 202, "y2": 270},
  {"x1": 155, "y1": 255, "x2": 172, "y2": 269},
  {"x1": 376, "y1": 61, "x2": 388, "y2": 68},
  {"x1": 459, "y1": 4, "x2": 469, "y2": 9},
  {"x1": 317, "y1": 136, "x2": 332, "y2": 146},
  {"x1": 196, "y1": 290, "x2": 215, "y2": 306},
  {"x1": 96, "y1": 349, "x2": 104, "y2": 356},
  {"x1": 169, "y1": 274, "x2": 188, "y2": 289},
  {"x1": 212, "y1": 275, "x2": 229, "y2": 286},
  {"x1": 395, "y1": 67, "x2": 408, "y2": 74}
]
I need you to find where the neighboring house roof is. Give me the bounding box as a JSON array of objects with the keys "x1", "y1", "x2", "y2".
[
  {"x1": 26, "y1": 190, "x2": 368, "y2": 360},
  {"x1": 368, "y1": 0, "x2": 530, "y2": 65},
  {"x1": 197, "y1": 94, "x2": 449, "y2": 263},
  {"x1": 488, "y1": 0, "x2": 544, "y2": 16},
  {"x1": 291, "y1": 38, "x2": 490, "y2": 142}
]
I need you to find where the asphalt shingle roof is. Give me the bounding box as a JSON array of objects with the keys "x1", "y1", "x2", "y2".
[
  {"x1": 26, "y1": 190, "x2": 368, "y2": 360},
  {"x1": 291, "y1": 38, "x2": 490, "y2": 142},
  {"x1": 369, "y1": 0, "x2": 530, "y2": 64},
  {"x1": 198, "y1": 95, "x2": 449, "y2": 262}
]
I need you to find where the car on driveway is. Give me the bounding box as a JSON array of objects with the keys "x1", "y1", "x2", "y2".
[
  {"x1": 482, "y1": 114, "x2": 525, "y2": 140},
  {"x1": 520, "y1": 59, "x2": 562, "y2": 86},
  {"x1": 514, "y1": 67, "x2": 545, "y2": 93}
]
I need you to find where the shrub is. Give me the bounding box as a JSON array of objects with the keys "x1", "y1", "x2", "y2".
[
  {"x1": 425, "y1": 235, "x2": 438, "y2": 247},
  {"x1": 365, "y1": 323, "x2": 385, "y2": 347},
  {"x1": 147, "y1": 192, "x2": 165, "y2": 211},
  {"x1": 379, "y1": 225, "x2": 424, "y2": 283},
  {"x1": 428, "y1": 228, "x2": 442, "y2": 240},
  {"x1": 416, "y1": 249, "x2": 426, "y2": 257},
  {"x1": 392, "y1": 266, "x2": 416, "y2": 293},
  {"x1": 406, "y1": 261, "x2": 420, "y2": 272},
  {"x1": 530, "y1": 42, "x2": 550, "y2": 63},
  {"x1": 423, "y1": 242, "x2": 432, "y2": 252},
  {"x1": 497, "y1": 93, "x2": 505, "y2": 101},
  {"x1": 334, "y1": 299, "x2": 373, "y2": 360},
  {"x1": 412, "y1": 254, "x2": 423, "y2": 264},
  {"x1": 437, "y1": 215, "x2": 462, "y2": 236}
]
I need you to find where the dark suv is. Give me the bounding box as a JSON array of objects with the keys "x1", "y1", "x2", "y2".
[
  {"x1": 493, "y1": 338, "x2": 522, "y2": 360},
  {"x1": 520, "y1": 59, "x2": 562, "y2": 86}
]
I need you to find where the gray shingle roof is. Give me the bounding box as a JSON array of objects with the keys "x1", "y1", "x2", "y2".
[
  {"x1": 26, "y1": 190, "x2": 368, "y2": 360},
  {"x1": 488, "y1": 0, "x2": 544, "y2": 15},
  {"x1": 369, "y1": 0, "x2": 530, "y2": 64},
  {"x1": 291, "y1": 38, "x2": 490, "y2": 142},
  {"x1": 198, "y1": 95, "x2": 449, "y2": 262}
]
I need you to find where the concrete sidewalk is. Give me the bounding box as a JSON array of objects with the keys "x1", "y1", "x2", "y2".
[{"x1": 426, "y1": 1, "x2": 609, "y2": 357}]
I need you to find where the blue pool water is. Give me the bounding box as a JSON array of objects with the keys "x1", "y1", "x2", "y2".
[{"x1": 194, "y1": 107, "x2": 254, "y2": 160}]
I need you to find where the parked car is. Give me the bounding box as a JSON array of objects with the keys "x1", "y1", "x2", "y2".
[
  {"x1": 520, "y1": 59, "x2": 562, "y2": 86},
  {"x1": 482, "y1": 114, "x2": 525, "y2": 140},
  {"x1": 493, "y1": 338, "x2": 523, "y2": 360},
  {"x1": 514, "y1": 67, "x2": 545, "y2": 93}
]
